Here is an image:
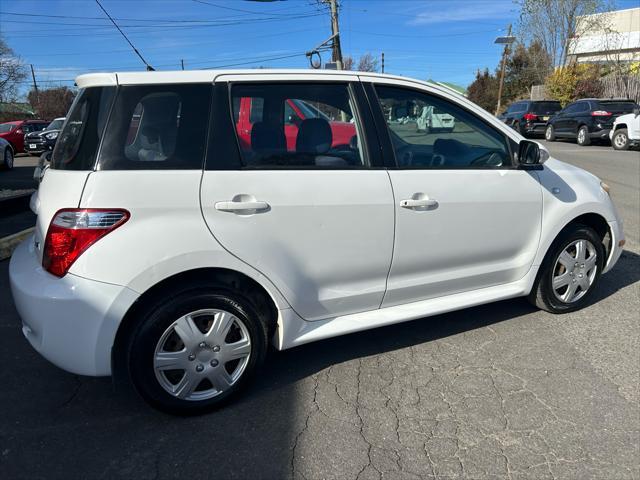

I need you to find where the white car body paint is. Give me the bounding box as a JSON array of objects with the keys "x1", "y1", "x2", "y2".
[{"x1": 9, "y1": 69, "x2": 625, "y2": 377}]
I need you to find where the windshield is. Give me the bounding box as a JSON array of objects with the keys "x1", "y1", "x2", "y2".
[
  {"x1": 530, "y1": 102, "x2": 561, "y2": 114},
  {"x1": 47, "y1": 119, "x2": 64, "y2": 130},
  {"x1": 293, "y1": 99, "x2": 330, "y2": 121},
  {"x1": 0, "y1": 123, "x2": 16, "y2": 133},
  {"x1": 51, "y1": 87, "x2": 115, "y2": 170}
]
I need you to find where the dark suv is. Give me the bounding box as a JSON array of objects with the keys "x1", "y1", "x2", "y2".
[
  {"x1": 498, "y1": 100, "x2": 562, "y2": 137},
  {"x1": 545, "y1": 98, "x2": 639, "y2": 146}
]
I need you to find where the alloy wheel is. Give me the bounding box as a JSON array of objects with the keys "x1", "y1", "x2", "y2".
[
  {"x1": 552, "y1": 239, "x2": 598, "y2": 303},
  {"x1": 578, "y1": 128, "x2": 586, "y2": 144},
  {"x1": 614, "y1": 132, "x2": 627, "y2": 149},
  {"x1": 5, "y1": 148, "x2": 13, "y2": 169},
  {"x1": 153, "y1": 308, "x2": 252, "y2": 401},
  {"x1": 545, "y1": 126, "x2": 553, "y2": 140}
]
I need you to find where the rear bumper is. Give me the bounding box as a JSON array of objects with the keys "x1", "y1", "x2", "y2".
[
  {"x1": 590, "y1": 128, "x2": 611, "y2": 139},
  {"x1": 9, "y1": 236, "x2": 139, "y2": 376},
  {"x1": 524, "y1": 122, "x2": 547, "y2": 135}
]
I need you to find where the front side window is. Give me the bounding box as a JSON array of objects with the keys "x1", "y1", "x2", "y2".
[
  {"x1": 375, "y1": 85, "x2": 511, "y2": 168},
  {"x1": 98, "y1": 83, "x2": 211, "y2": 170},
  {"x1": 0, "y1": 123, "x2": 15, "y2": 133},
  {"x1": 52, "y1": 87, "x2": 115, "y2": 170},
  {"x1": 230, "y1": 83, "x2": 366, "y2": 168}
]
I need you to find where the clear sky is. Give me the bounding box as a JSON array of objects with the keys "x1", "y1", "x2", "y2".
[{"x1": 2, "y1": 0, "x2": 638, "y2": 96}]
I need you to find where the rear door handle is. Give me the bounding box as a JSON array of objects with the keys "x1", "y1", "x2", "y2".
[
  {"x1": 215, "y1": 200, "x2": 270, "y2": 213},
  {"x1": 400, "y1": 198, "x2": 438, "y2": 210}
]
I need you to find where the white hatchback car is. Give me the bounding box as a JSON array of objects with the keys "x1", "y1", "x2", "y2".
[{"x1": 10, "y1": 70, "x2": 624, "y2": 414}]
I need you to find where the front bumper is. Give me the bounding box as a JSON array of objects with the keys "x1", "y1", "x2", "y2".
[
  {"x1": 9, "y1": 236, "x2": 139, "y2": 376},
  {"x1": 604, "y1": 220, "x2": 624, "y2": 274}
]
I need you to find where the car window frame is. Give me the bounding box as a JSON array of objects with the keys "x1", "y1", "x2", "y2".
[
  {"x1": 364, "y1": 82, "x2": 516, "y2": 170},
  {"x1": 205, "y1": 80, "x2": 384, "y2": 171}
]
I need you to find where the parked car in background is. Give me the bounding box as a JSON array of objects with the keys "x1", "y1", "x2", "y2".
[
  {"x1": 417, "y1": 105, "x2": 455, "y2": 132},
  {"x1": 498, "y1": 100, "x2": 562, "y2": 137},
  {"x1": 0, "y1": 136, "x2": 14, "y2": 170},
  {"x1": 0, "y1": 120, "x2": 48, "y2": 153},
  {"x1": 545, "y1": 98, "x2": 639, "y2": 146},
  {"x1": 24, "y1": 117, "x2": 65, "y2": 155},
  {"x1": 10, "y1": 70, "x2": 625, "y2": 414},
  {"x1": 609, "y1": 107, "x2": 640, "y2": 150}
]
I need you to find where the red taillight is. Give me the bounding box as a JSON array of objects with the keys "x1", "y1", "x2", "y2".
[
  {"x1": 523, "y1": 113, "x2": 538, "y2": 121},
  {"x1": 591, "y1": 110, "x2": 612, "y2": 116},
  {"x1": 43, "y1": 209, "x2": 129, "y2": 277}
]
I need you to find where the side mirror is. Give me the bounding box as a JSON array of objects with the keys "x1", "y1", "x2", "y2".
[{"x1": 518, "y1": 140, "x2": 549, "y2": 167}]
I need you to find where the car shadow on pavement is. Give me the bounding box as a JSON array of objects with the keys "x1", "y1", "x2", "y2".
[{"x1": 1, "y1": 249, "x2": 638, "y2": 479}]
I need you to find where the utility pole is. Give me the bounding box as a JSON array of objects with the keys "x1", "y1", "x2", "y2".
[
  {"x1": 30, "y1": 64, "x2": 39, "y2": 108},
  {"x1": 381, "y1": 52, "x2": 385, "y2": 73},
  {"x1": 181, "y1": 59, "x2": 185, "y2": 70},
  {"x1": 327, "y1": 0, "x2": 343, "y2": 70},
  {"x1": 495, "y1": 24, "x2": 512, "y2": 116}
]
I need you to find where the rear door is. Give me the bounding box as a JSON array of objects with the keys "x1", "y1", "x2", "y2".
[
  {"x1": 364, "y1": 79, "x2": 542, "y2": 307},
  {"x1": 200, "y1": 74, "x2": 394, "y2": 321}
]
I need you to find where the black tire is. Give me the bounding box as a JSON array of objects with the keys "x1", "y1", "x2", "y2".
[
  {"x1": 577, "y1": 125, "x2": 591, "y2": 146},
  {"x1": 528, "y1": 225, "x2": 604, "y2": 314},
  {"x1": 126, "y1": 286, "x2": 269, "y2": 415},
  {"x1": 515, "y1": 121, "x2": 527, "y2": 138},
  {"x1": 2, "y1": 147, "x2": 14, "y2": 170},
  {"x1": 612, "y1": 128, "x2": 630, "y2": 151},
  {"x1": 545, "y1": 124, "x2": 556, "y2": 142}
]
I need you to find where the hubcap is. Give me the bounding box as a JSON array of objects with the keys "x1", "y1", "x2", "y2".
[
  {"x1": 153, "y1": 309, "x2": 251, "y2": 401},
  {"x1": 546, "y1": 127, "x2": 552, "y2": 139},
  {"x1": 614, "y1": 133, "x2": 626, "y2": 147},
  {"x1": 578, "y1": 129, "x2": 585, "y2": 143},
  {"x1": 5, "y1": 149, "x2": 13, "y2": 168},
  {"x1": 552, "y1": 239, "x2": 598, "y2": 303}
]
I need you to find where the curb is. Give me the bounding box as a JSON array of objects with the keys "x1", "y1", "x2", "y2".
[{"x1": 0, "y1": 227, "x2": 34, "y2": 261}]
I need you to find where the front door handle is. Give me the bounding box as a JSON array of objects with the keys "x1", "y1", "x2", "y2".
[
  {"x1": 400, "y1": 197, "x2": 438, "y2": 210},
  {"x1": 215, "y1": 200, "x2": 270, "y2": 213}
]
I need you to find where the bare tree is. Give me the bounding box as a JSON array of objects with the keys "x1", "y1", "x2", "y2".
[
  {"x1": 28, "y1": 87, "x2": 76, "y2": 120},
  {"x1": 342, "y1": 56, "x2": 354, "y2": 71},
  {"x1": 357, "y1": 53, "x2": 379, "y2": 72},
  {"x1": 517, "y1": 0, "x2": 613, "y2": 67},
  {"x1": 0, "y1": 36, "x2": 27, "y2": 103}
]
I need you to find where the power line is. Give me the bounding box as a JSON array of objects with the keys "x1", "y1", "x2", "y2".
[{"x1": 94, "y1": 0, "x2": 154, "y2": 71}]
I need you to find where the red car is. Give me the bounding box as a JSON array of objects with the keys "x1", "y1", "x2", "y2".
[
  {"x1": 0, "y1": 120, "x2": 48, "y2": 153},
  {"x1": 234, "y1": 97, "x2": 356, "y2": 152}
]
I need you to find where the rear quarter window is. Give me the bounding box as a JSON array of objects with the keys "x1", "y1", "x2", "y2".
[{"x1": 97, "y1": 83, "x2": 212, "y2": 170}]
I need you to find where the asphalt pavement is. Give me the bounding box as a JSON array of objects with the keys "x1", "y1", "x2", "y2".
[{"x1": 0, "y1": 142, "x2": 638, "y2": 480}]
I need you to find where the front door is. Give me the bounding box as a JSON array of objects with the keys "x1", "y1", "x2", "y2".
[
  {"x1": 200, "y1": 76, "x2": 394, "y2": 321},
  {"x1": 368, "y1": 83, "x2": 542, "y2": 307}
]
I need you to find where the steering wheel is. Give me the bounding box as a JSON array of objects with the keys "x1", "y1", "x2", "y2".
[{"x1": 470, "y1": 151, "x2": 504, "y2": 167}]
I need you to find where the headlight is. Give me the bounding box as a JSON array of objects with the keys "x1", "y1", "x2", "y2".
[
  {"x1": 45, "y1": 132, "x2": 58, "y2": 140},
  {"x1": 600, "y1": 181, "x2": 611, "y2": 195}
]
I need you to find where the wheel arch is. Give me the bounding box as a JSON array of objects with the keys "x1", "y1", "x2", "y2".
[
  {"x1": 612, "y1": 123, "x2": 627, "y2": 132},
  {"x1": 111, "y1": 267, "x2": 280, "y2": 383}
]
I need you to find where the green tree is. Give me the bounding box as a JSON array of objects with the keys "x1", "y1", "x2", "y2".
[
  {"x1": 467, "y1": 69, "x2": 500, "y2": 112},
  {"x1": 503, "y1": 40, "x2": 552, "y2": 101}
]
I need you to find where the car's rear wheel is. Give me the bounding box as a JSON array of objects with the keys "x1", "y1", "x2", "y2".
[
  {"x1": 577, "y1": 126, "x2": 591, "y2": 146},
  {"x1": 612, "y1": 128, "x2": 630, "y2": 150},
  {"x1": 545, "y1": 125, "x2": 556, "y2": 141},
  {"x1": 127, "y1": 288, "x2": 268, "y2": 415},
  {"x1": 528, "y1": 225, "x2": 604, "y2": 313},
  {"x1": 2, "y1": 147, "x2": 14, "y2": 170},
  {"x1": 515, "y1": 121, "x2": 527, "y2": 138}
]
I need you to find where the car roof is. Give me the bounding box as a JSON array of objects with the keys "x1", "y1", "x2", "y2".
[{"x1": 75, "y1": 69, "x2": 440, "y2": 89}]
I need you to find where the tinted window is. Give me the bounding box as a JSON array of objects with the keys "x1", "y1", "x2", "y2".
[
  {"x1": 230, "y1": 83, "x2": 366, "y2": 168},
  {"x1": 375, "y1": 85, "x2": 511, "y2": 168},
  {"x1": 530, "y1": 102, "x2": 561, "y2": 114},
  {"x1": 52, "y1": 87, "x2": 115, "y2": 170},
  {"x1": 598, "y1": 101, "x2": 637, "y2": 113},
  {"x1": 47, "y1": 119, "x2": 64, "y2": 130},
  {"x1": 0, "y1": 123, "x2": 15, "y2": 133},
  {"x1": 98, "y1": 84, "x2": 212, "y2": 170},
  {"x1": 513, "y1": 102, "x2": 528, "y2": 113},
  {"x1": 576, "y1": 102, "x2": 590, "y2": 113},
  {"x1": 563, "y1": 104, "x2": 580, "y2": 114}
]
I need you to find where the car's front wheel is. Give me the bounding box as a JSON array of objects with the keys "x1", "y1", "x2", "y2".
[
  {"x1": 127, "y1": 287, "x2": 268, "y2": 414},
  {"x1": 2, "y1": 147, "x2": 14, "y2": 170},
  {"x1": 545, "y1": 125, "x2": 556, "y2": 141},
  {"x1": 612, "y1": 128, "x2": 630, "y2": 150},
  {"x1": 529, "y1": 225, "x2": 604, "y2": 313}
]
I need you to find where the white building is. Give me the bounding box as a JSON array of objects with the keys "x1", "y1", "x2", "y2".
[{"x1": 567, "y1": 7, "x2": 640, "y2": 64}]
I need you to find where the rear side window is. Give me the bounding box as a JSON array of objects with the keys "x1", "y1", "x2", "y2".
[
  {"x1": 52, "y1": 87, "x2": 115, "y2": 170},
  {"x1": 98, "y1": 84, "x2": 211, "y2": 170},
  {"x1": 598, "y1": 101, "x2": 637, "y2": 113},
  {"x1": 230, "y1": 83, "x2": 366, "y2": 169}
]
